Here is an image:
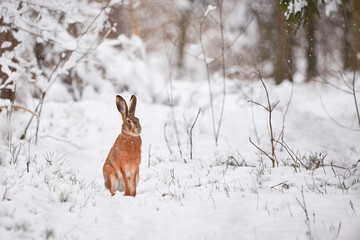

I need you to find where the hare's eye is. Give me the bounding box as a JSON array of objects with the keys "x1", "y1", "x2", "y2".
[{"x1": 127, "y1": 120, "x2": 131, "y2": 124}]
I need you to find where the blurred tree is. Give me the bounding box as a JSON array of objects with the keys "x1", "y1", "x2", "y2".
[
  {"x1": 0, "y1": 18, "x2": 20, "y2": 101},
  {"x1": 342, "y1": 0, "x2": 353, "y2": 70},
  {"x1": 280, "y1": 0, "x2": 320, "y2": 82},
  {"x1": 280, "y1": 0, "x2": 320, "y2": 32},
  {"x1": 305, "y1": 11, "x2": 317, "y2": 81},
  {"x1": 274, "y1": 0, "x2": 293, "y2": 84},
  {"x1": 281, "y1": 0, "x2": 360, "y2": 72},
  {"x1": 176, "y1": 0, "x2": 194, "y2": 78},
  {"x1": 129, "y1": 0, "x2": 142, "y2": 37},
  {"x1": 354, "y1": 0, "x2": 360, "y2": 69}
]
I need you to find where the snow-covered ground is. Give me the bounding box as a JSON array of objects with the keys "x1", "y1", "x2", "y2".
[{"x1": 0, "y1": 77, "x2": 359, "y2": 240}]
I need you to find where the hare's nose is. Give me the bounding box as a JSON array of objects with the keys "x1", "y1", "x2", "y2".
[{"x1": 137, "y1": 129, "x2": 142, "y2": 134}]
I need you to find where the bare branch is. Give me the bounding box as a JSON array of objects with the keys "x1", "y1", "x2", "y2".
[
  {"x1": 320, "y1": 96, "x2": 360, "y2": 131},
  {"x1": 249, "y1": 137, "x2": 276, "y2": 166},
  {"x1": 339, "y1": 70, "x2": 354, "y2": 91},
  {"x1": 271, "y1": 101, "x2": 280, "y2": 111},
  {"x1": 249, "y1": 70, "x2": 278, "y2": 167},
  {"x1": 39, "y1": 135, "x2": 82, "y2": 149},
  {"x1": 314, "y1": 79, "x2": 352, "y2": 94},
  {"x1": 279, "y1": 80, "x2": 294, "y2": 150},
  {"x1": 79, "y1": 0, "x2": 112, "y2": 38},
  {"x1": 247, "y1": 100, "x2": 269, "y2": 111}
]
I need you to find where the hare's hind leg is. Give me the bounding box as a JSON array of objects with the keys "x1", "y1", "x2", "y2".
[
  {"x1": 103, "y1": 164, "x2": 117, "y2": 196},
  {"x1": 136, "y1": 168, "x2": 139, "y2": 186}
]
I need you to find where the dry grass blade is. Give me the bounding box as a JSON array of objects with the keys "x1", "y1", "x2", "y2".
[
  {"x1": 296, "y1": 187, "x2": 309, "y2": 221},
  {"x1": 0, "y1": 105, "x2": 39, "y2": 122}
]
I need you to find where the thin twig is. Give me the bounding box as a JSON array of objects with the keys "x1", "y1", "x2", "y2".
[
  {"x1": 163, "y1": 30, "x2": 182, "y2": 158},
  {"x1": 166, "y1": 91, "x2": 183, "y2": 158},
  {"x1": 199, "y1": 8, "x2": 217, "y2": 146},
  {"x1": 321, "y1": 163, "x2": 350, "y2": 170},
  {"x1": 148, "y1": 144, "x2": 152, "y2": 168},
  {"x1": 274, "y1": 140, "x2": 309, "y2": 170},
  {"x1": 250, "y1": 79, "x2": 260, "y2": 144},
  {"x1": 190, "y1": 108, "x2": 201, "y2": 160},
  {"x1": 79, "y1": 0, "x2": 112, "y2": 38},
  {"x1": 280, "y1": 81, "x2": 294, "y2": 150},
  {"x1": 249, "y1": 137, "x2": 276, "y2": 165},
  {"x1": 351, "y1": 56, "x2": 360, "y2": 125},
  {"x1": 320, "y1": 96, "x2": 360, "y2": 131},
  {"x1": 247, "y1": 100, "x2": 269, "y2": 111},
  {"x1": 164, "y1": 123, "x2": 173, "y2": 155},
  {"x1": 215, "y1": 0, "x2": 227, "y2": 146},
  {"x1": 39, "y1": 135, "x2": 82, "y2": 149},
  {"x1": 314, "y1": 79, "x2": 352, "y2": 94}
]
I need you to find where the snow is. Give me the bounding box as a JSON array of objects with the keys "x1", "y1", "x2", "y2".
[
  {"x1": 284, "y1": 0, "x2": 308, "y2": 20},
  {"x1": 0, "y1": 1, "x2": 359, "y2": 238},
  {"x1": 204, "y1": 5, "x2": 217, "y2": 17},
  {"x1": 292, "y1": 0, "x2": 308, "y2": 13},
  {"x1": 324, "y1": 0, "x2": 342, "y2": 17},
  {"x1": 1, "y1": 41, "x2": 12, "y2": 49},
  {"x1": 1, "y1": 76, "x2": 359, "y2": 240}
]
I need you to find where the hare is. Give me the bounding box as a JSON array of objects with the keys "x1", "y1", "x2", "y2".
[{"x1": 103, "y1": 95, "x2": 142, "y2": 197}]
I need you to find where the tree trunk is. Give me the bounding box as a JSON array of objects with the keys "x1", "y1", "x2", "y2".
[
  {"x1": 354, "y1": 0, "x2": 360, "y2": 69},
  {"x1": 306, "y1": 16, "x2": 317, "y2": 81},
  {"x1": 274, "y1": 1, "x2": 292, "y2": 84},
  {"x1": 176, "y1": 8, "x2": 191, "y2": 78},
  {"x1": 129, "y1": 0, "x2": 141, "y2": 37},
  {"x1": 342, "y1": 1, "x2": 353, "y2": 70},
  {"x1": 0, "y1": 18, "x2": 20, "y2": 101}
]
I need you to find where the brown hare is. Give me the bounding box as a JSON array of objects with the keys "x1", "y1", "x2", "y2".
[{"x1": 103, "y1": 95, "x2": 142, "y2": 197}]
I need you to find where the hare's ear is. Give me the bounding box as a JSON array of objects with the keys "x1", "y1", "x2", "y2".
[
  {"x1": 128, "y1": 95, "x2": 137, "y2": 115},
  {"x1": 116, "y1": 95, "x2": 128, "y2": 119}
]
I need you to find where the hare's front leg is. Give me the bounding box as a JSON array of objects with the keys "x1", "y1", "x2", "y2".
[
  {"x1": 129, "y1": 166, "x2": 139, "y2": 196},
  {"x1": 120, "y1": 167, "x2": 131, "y2": 196},
  {"x1": 121, "y1": 165, "x2": 138, "y2": 197}
]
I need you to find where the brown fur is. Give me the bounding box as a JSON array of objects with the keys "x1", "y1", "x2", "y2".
[{"x1": 103, "y1": 95, "x2": 142, "y2": 197}]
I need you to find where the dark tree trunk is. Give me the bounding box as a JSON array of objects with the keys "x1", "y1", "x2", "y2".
[
  {"x1": 274, "y1": 1, "x2": 293, "y2": 84},
  {"x1": 306, "y1": 16, "x2": 317, "y2": 81},
  {"x1": 176, "y1": 8, "x2": 191, "y2": 78},
  {"x1": 0, "y1": 18, "x2": 20, "y2": 101},
  {"x1": 342, "y1": 1, "x2": 353, "y2": 70},
  {"x1": 354, "y1": 0, "x2": 360, "y2": 69}
]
